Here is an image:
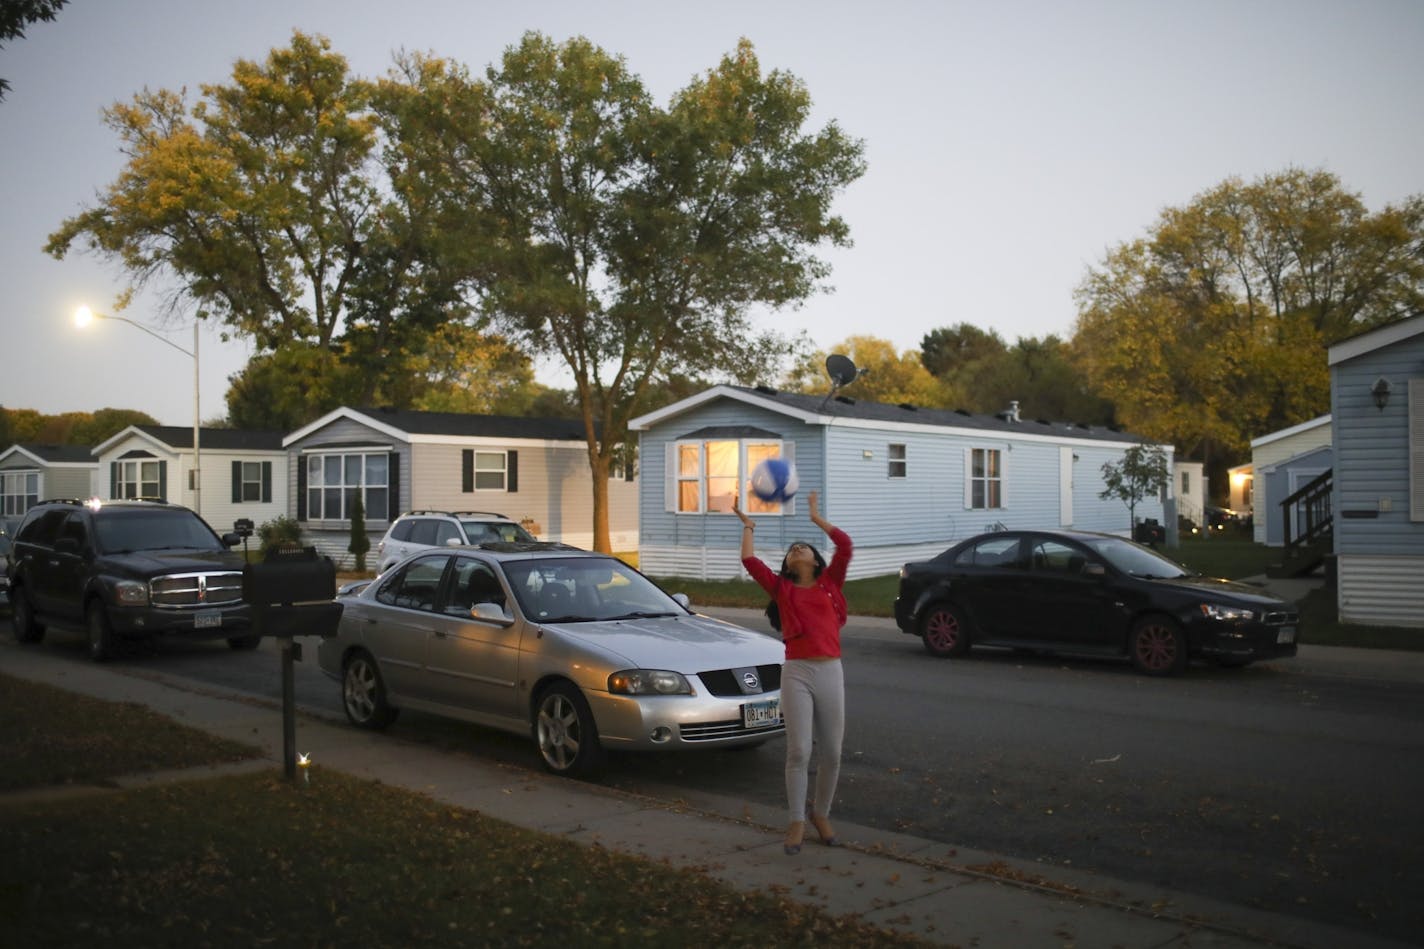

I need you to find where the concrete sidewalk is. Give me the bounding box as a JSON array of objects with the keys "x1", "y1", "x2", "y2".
[{"x1": 1, "y1": 642, "x2": 1411, "y2": 949}]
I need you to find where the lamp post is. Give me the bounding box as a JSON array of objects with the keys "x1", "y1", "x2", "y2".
[{"x1": 74, "y1": 306, "x2": 201, "y2": 516}]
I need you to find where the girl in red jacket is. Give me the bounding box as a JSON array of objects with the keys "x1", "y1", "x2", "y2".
[{"x1": 734, "y1": 489, "x2": 852, "y2": 855}]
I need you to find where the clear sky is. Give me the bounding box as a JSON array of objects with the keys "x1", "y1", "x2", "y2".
[{"x1": 2, "y1": 0, "x2": 1421, "y2": 427}]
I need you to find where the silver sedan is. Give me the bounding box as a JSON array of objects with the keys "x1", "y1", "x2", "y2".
[{"x1": 317, "y1": 543, "x2": 785, "y2": 776}]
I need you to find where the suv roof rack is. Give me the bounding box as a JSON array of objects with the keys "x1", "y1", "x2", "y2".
[{"x1": 400, "y1": 510, "x2": 513, "y2": 520}]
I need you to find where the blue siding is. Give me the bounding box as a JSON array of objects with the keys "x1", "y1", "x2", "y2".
[
  {"x1": 637, "y1": 392, "x2": 1166, "y2": 579},
  {"x1": 1331, "y1": 331, "x2": 1424, "y2": 557}
]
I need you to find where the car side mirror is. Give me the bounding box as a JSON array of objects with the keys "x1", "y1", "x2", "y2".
[
  {"x1": 671, "y1": 592, "x2": 691, "y2": 610},
  {"x1": 445, "y1": 537, "x2": 462, "y2": 548},
  {"x1": 1082, "y1": 562, "x2": 1106, "y2": 578},
  {"x1": 221, "y1": 532, "x2": 241, "y2": 547},
  {"x1": 472, "y1": 602, "x2": 514, "y2": 624}
]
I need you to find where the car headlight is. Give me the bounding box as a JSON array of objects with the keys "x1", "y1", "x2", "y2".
[
  {"x1": 608, "y1": 670, "x2": 693, "y2": 695},
  {"x1": 1200, "y1": 603, "x2": 1253, "y2": 622},
  {"x1": 113, "y1": 580, "x2": 149, "y2": 606}
]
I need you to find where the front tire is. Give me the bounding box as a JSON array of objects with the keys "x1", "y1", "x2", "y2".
[
  {"x1": 87, "y1": 601, "x2": 116, "y2": 663},
  {"x1": 535, "y1": 682, "x2": 604, "y2": 777},
  {"x1": 1129, "y1": 615, "x2": 1187, "y2": 676},
  {"x1": 342, "y1": 651, "x2": 398, "y2": 729},
  {"x1": 920, "y1": 601, "x2": 971, "y2": 657},
  {"x1": 11, "y1": 587, "x2": 45, "y2": 644}
]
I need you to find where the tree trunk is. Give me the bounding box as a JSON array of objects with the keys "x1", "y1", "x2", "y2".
[{"x1": 589, "y1": 452, "x2": 612, "y2": 554}]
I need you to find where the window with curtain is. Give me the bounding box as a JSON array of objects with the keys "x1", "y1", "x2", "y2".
[
  {"x1": 675, "y1": 439, "x2": 787, "y2": 514},
  {"x1": 970, "y1": 447, "x2": 1002, "y2": 509}
]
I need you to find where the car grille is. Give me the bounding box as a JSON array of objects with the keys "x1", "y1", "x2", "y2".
[
  {"x1": 696, "y1": 664, "x2": 782, "y2": 697},
  {"x1": 149, "y1": 572, "x2": 245, "y2": 609},
  {"x1": 1262, "y1": 609, "x2": 1300, "y2": 626},
  {"x1": 681, "y1": 718, "x2": 786, "y2": 742}
]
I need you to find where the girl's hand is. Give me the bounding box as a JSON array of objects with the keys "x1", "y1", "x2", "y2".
[{"x1": 808, "y1": 490, "x2": 819, "y2": 518}]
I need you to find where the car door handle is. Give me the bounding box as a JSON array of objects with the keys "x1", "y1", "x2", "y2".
[{"x1": 433, "y1": 630, "x2": 449, "y2": 639}]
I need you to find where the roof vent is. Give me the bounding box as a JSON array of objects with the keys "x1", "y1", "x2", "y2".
[
  {"x1": 897, "y1": 402, "x2": 918, "y2": 411},
  {"x1": 754, "y1": 384, "x2": 779, "y2": 395},
  {"x1": 954, "y1": 408, "x2": 971, "y2": 416},
  {"x1": 835, "y1": 395, "x2": 856, "y2": 405}
]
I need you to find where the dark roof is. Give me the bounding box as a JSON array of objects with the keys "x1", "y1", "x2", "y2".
[
  {"x1": 135, "y1": 426, "x2": 286, "y2": 451},
  {"x1": 354, "y1": 407, "x2": 590, "y2": 441},
  {"x1": 726, "y1": 386, "x2": 1149, "y2": 444},
  {"x1": 13, "y1": 443, "x2": 97, "y2": 464}
]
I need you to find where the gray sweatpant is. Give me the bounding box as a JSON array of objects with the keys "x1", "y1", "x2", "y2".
[{"x1": 781, "y1": 658, "x2": 845, "y2": 824}]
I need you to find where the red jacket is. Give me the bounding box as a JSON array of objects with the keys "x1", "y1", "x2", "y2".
[{"x1": 742, "y1": 527, "x2": 853, "y2": 659}]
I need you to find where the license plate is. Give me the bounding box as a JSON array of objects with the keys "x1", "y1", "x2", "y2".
[
  {"x1": 194, "y1": 610, "x2": 223, "y2": 630},
  {"x1": 1276, "y1": 626, "x2": 1296, "y2": 644},
  {"x1": 742, "y1": 698, "x2": 781, "y2": 728}
]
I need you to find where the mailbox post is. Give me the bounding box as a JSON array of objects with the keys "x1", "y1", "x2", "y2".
[{"x1": 243, "y1": 547, "x2": 343, "y2": 782}]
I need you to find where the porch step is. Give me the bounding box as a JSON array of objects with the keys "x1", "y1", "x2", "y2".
[{"x1": 1266, "y1": 538, "x2": 1331, "y2": 578}]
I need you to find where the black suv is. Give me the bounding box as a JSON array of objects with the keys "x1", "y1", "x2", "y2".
[{"x1": 7, "y1": 498, "x2": 256, "y2": 660}]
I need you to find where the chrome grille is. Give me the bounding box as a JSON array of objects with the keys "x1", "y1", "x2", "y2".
[
  {"x1": 1263, "y1": 610, "x2": 1300, "y2": 626},
  {"x1": 680, "y1": 718, "x2": 786, "y2": 742},
  {"x1": 149, "y1": 571, "x2": 245, "y2": 609}
]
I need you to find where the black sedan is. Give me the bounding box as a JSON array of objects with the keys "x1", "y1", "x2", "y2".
[{"x1": 894, "y1": 529, "x2": 1298, "y2": 676}]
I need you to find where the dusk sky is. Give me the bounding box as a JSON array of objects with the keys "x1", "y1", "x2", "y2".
[{"x1": 3, "y1": 0, "x2": 1421, "y2": 427}]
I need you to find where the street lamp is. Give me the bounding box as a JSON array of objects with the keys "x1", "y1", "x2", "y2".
[{"x1": 74, "y1": 305, "x2": 202, "y2": 516}]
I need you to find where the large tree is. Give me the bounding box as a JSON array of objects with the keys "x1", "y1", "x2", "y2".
[
  {"x1": 1073, "y1": 168, "x2": 1424, "y2": 474},
  {"x1": 782, "y1": 335, "x2": 945, "y2": 406},
  {"x1": 390, "y1": 34, "x2": 865, "y2": 551},
  {"x1": 45, "y1": 32, "x2": 489, "y2": 429}
]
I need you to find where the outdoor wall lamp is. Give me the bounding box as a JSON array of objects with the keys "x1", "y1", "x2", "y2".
[{"x1": 1371, "y1": 377, "x2": 1392, "y2": 411}]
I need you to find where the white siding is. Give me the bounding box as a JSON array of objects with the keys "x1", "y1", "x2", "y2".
[{"x1": 1337, "y1": 555, "x2": 1424, "y2": 629}]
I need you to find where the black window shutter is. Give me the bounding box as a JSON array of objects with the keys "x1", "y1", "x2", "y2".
[
  {"x1": 507, "y1": 450, "x2": 518, "y2": 493},
  {"x1": 110, "y1": 462, "x2": 119, "y2": 499},
  {"x1": 232, "y1": 461, "x2": 242, "y2": 503},
  {"x1": 261, "y1": 461, "x2": 272, "y2": 503},
  {"x1": 297, "y1": 458, "x2": 307, "y2": 521},
  {"x1": 462, "y1": 450, "x2": 473, "y2": 493},
  {"x1": 387, "y1": 452, "x2": 401, "y2": 520},
  {"x1": 158, "y1": 461, "x2": 167, "y2": 501}
]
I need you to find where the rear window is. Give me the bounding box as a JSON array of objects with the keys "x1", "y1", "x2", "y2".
[{"x1": 462, "y1": 520, "x2": 535, "y2": 544}]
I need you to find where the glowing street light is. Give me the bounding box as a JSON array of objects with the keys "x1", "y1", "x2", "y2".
[{"x1": 73, "y1": 306, "x2": 202, "y2": 516}]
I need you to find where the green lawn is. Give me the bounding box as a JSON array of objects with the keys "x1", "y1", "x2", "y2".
[
  {"x1": 656, "y1": 534, "x2": 1422, "y2": 652},
  {"x1": 0, "y1": 674, "x2": 926, "y2": 948}
]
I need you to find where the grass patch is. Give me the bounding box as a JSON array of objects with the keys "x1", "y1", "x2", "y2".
[
  {"x1": 0, "y1": 687, "x2": 926, "y2": 948},
  {"x1": 0, "y1": 674, "x2": 260, "y2": 791},
  {"x1": 655, "y1": 574, "x2": 899, "y2": 618},
  {"x1": 1168, "y1": 535, "x2": 1278, "y2": 579}
]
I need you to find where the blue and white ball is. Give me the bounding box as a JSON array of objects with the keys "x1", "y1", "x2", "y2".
[{"x1": 750, "y1": 458, "x2": 799, "y2": 503}]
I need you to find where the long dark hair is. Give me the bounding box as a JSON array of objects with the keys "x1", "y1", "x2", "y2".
[{"x1": 766, "y1": 542, "x2": 826, "y2": 631}]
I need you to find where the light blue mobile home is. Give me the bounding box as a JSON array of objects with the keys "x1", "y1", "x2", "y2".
[
  {"x1": 1327, "y1": 314, "x2": 1424, "y2": 629},
  {"x1": 629, "y1": 386, "x2": 1171, "y2": 580}
]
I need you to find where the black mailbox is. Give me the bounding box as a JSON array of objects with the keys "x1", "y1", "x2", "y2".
[{"x1": 243, "y1": 547, "x2": 343, "y2": 639}]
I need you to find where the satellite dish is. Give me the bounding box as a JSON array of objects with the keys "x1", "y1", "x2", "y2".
[{"x1": 826, "y1": 354, "x2": 859, "y2": 387}]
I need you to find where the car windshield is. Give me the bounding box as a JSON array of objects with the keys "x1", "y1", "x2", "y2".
[
  {"x1": 462, "y1": 520, "x2": 537, "y2": 544},
  {"x1": 94, "y1": 509, "x2": 225, "y2": 553},
  {"x1": 1082, "y1": 536, "x2": 1191, "y2": 579},
  {"x1": 502, "y1": 556, "x2": 687, "y2": 623}
]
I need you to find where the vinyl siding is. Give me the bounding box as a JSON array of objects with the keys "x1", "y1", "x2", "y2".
[
  {"x1": 637, "y1": 395, "x2": 1165, "y2": 581},
  {"x1": 1250, "y1": 418, "x2": 1332, "y2": 544},
  {"x1": 1331, "y1": 330, "x2": 1424, "y2": 558},
  {"x1": 1336, "y1": 554, "x2": 1424, "y2": 629}
]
